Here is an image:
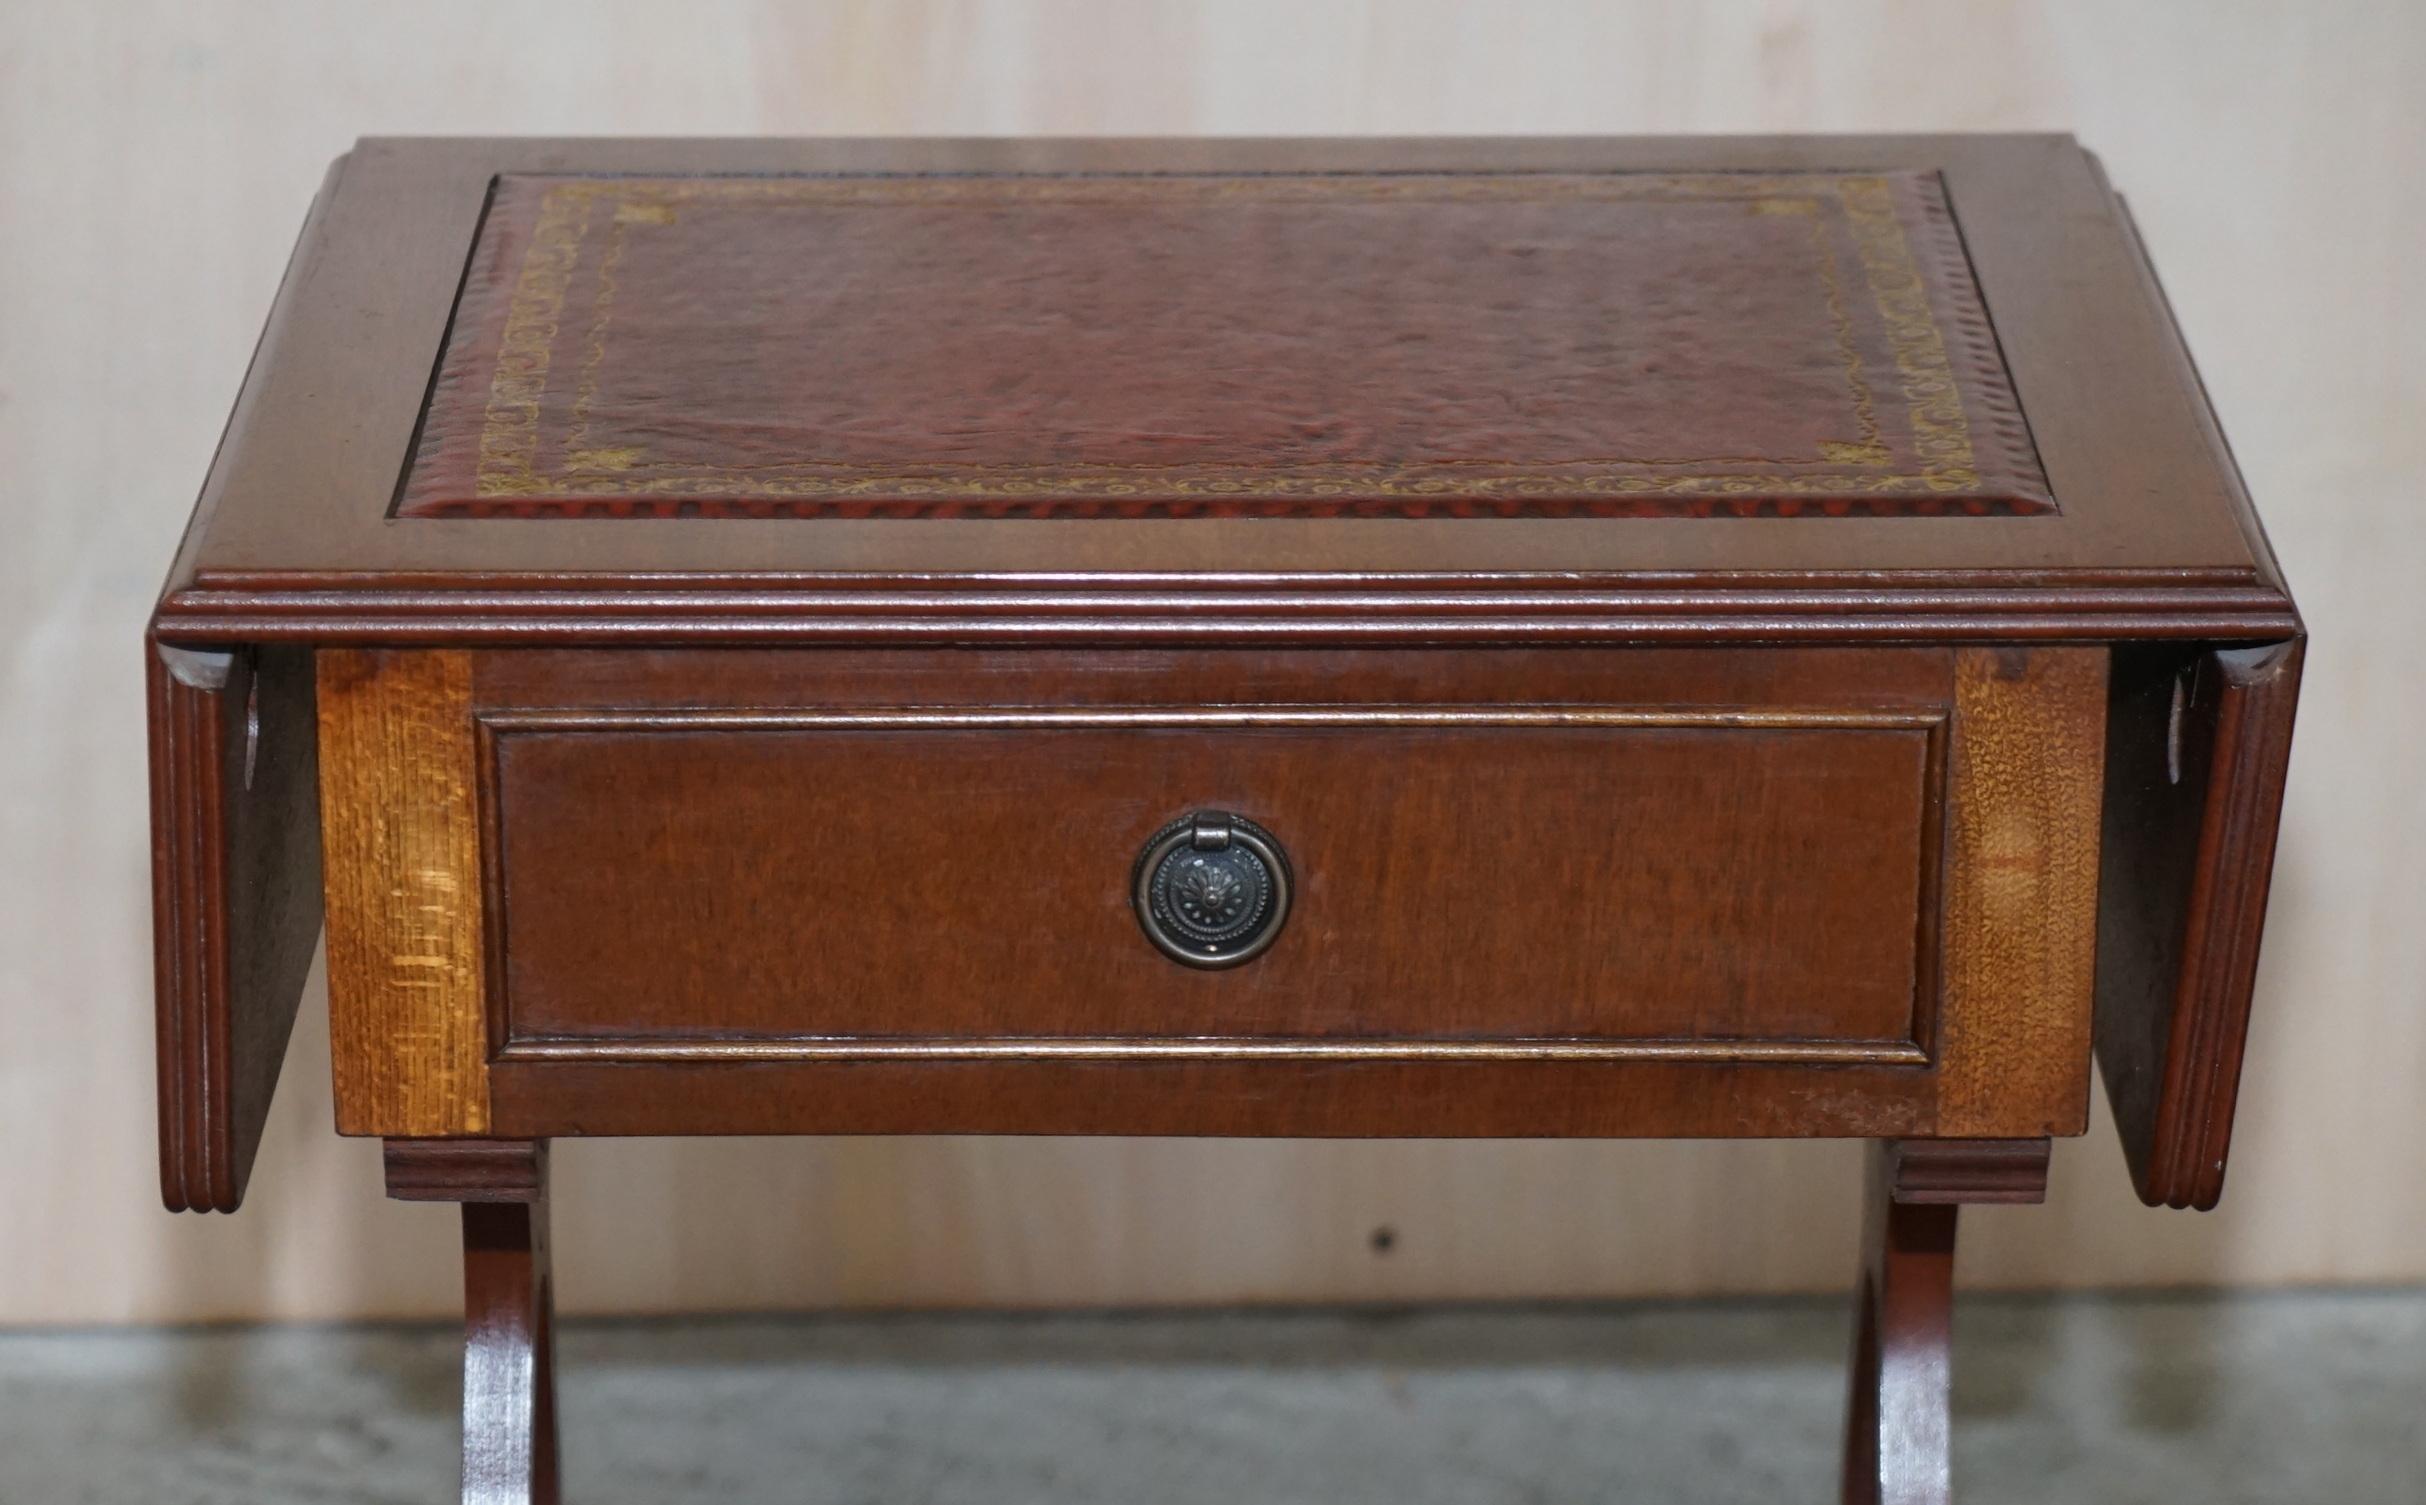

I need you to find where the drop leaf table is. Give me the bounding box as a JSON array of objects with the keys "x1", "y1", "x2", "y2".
[{"x1": 148, "y1": 135, "x2": 2302, "y2": 1504}]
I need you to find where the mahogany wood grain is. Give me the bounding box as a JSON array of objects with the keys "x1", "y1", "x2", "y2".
[
  {"x1": 386, "y1": 1138, "x2": 550, "y2": 1203},
  {"x1": 319, "y1": 649, "x2": 490, "y2": 1136},
  {"x1": 150, "y1": 136, "x2": 2296, "y2": 644},
  {"x1": 2083, "y1": 189, "x2": 2304, "y2": 1208},
  {"x1": 318, "y1": 643, "x2": 2100, "y2": 1142},
  {"x1": 488, "y1": 711, "x2": 1938, "y2": 1053},
  {"x1": 1839, "y1": 1139, "x2": 2045, "y2": 1505},
  {"x1": 487, "y1": 1055, "x2": 1935, "y2": 1140},
  {"x1": 385, "y1": 1140, "x2": 558, "y2": 1504},
  {"x1": 2106, "y1": 189, "x2": 2296, "y2": 614},
  {"x1": 147, "y1": 641, "x2": 322, "y2": 1212},
  {"x1": 468, "y1": 642, "x2": 1961, "y2": 712},
  {"x1": 458, "y1": 1150, "x2": 556, "y2": 1505},
  {"x1": 1841, "y1": 1149, "x2": 1956, "y2": 1505},
  {"x1": 2095, "y1": 640, "x2": 2304, "y2": 1208},
  {"x1": 154, "y1": 583, "x2": 2297, "y2": 651},
  {"x1": 1881, "y1": 1137, "x2": 2051, "y2": 1205}
]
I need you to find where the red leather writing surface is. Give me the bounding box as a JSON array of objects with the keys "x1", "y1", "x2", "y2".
[{"x1": 399, "y1": 170, "x2": 2050, "y2": 520}]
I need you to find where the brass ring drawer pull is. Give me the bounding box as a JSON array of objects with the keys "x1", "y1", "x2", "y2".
[{"x1": 1132, "y1": 811, "x2": 1293, "y2": 969}]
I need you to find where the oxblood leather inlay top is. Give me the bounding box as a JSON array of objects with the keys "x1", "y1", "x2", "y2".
[{"x1": 397, "y1": 170, "x2": 2052, "y2": 521}]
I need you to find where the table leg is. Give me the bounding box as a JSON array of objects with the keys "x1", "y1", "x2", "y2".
[
  {"x1": 1840, "y1": 1138, "x2": 2049, "y2": 1505},
  {"x1": 387, "y1": 1139, "x2": 559, "y2": 1505}
]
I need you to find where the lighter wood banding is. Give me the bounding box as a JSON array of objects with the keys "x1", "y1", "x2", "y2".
[
  {"x1": 320, "y1": 649, "x2": 490, "y2": 1135},
  {"x1": 1934, "y1": 647, "x2": 2107, "y2": 1135}
]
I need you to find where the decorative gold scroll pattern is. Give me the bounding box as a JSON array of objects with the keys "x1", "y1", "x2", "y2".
[
  {"x1": 453, "y1": 171, "x2": 2040, "y2": 516},
  {"x1": 1840, "y1": 176, "x2": 1979, "y2": 491},
  {"x1": 472, "y1": 187, "x2": 587, "y2": 501}
]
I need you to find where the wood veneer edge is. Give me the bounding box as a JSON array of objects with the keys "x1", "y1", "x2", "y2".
[
  {"x1": 319, "y1": 648, "x2": 492, "y2": 1138},
  {"x1": 1932, "y1": 647, "x2": 2106, "y2": 1138},
  {"x1": 2156, "y1": 639, "x2": 2304, "y2": 1208}
]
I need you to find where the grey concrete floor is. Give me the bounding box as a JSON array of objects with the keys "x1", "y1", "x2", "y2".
[{"x1": 1, "y1": 1292, "x2": 2419, "y2": 1503}]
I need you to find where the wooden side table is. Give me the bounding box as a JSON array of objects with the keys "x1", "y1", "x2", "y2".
[{"x1": 147, "y1": 135, "x2": 2302, "y2": 1504}]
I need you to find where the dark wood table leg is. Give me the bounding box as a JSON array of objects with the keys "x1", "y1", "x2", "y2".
[
  {"x1": 1841, "y1": 1138, "x2": 2049, "y2": 1505},
  {"x1": 388, "y1": 1140, "x2": 559, "y2": 1505}
]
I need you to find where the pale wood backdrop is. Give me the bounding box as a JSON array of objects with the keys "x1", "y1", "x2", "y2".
[{"x1": 2, "y1": 1, "x2": 2417, "y2": 1323}]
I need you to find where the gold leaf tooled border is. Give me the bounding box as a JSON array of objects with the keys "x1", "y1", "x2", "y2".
[{"x1": 448, "y1": 171, "x2": 2047, "y2": 518}]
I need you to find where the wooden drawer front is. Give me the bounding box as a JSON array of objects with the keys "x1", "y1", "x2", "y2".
[
  {"x1": 318, "y1": 647, "x2": 2105, "y2": 1140},
  {"x1": 487, "y1": 709, "x2": 1938, "y2": 1058}
]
